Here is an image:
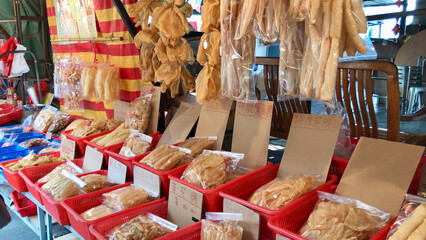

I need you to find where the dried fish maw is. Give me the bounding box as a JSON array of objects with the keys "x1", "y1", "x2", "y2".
[
  {"x1": 181, "y1": 66, "x2": 195, "y2": 90},
  {"x1": 155, "y1": 5, "x2": 189, "y2": 39},
  {"x1": 156, "y1": 61, "x2": 181, "y2": 86},
  {"x1": 200, "y1": 0, "x2": 220, "y2": 32}
]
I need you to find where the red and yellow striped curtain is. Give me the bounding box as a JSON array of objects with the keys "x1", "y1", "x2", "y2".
[{"x1": 46, "y1": 0, "x2": 146, "y2": 119}]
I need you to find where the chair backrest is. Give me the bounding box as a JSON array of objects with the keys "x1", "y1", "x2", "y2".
[
  {"x1": 337, "y1": 60, "x2": 400, "y2": 141},
  {"x1": 256, "y1": 57, "x2": 309, "y2": 139}
]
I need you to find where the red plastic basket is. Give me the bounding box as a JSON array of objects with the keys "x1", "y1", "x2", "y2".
[
  {"x1": 0, "y1": 152, "x2": 61, "y2": 192},
  {"x1": 219, "y1": 173, "x2": 338, "y2": 239},
  {"x1": 0, "y1": 106, "x2": 22, "y2": 125},
  {"x1": 0, "y1": 103, "x2": 14, "y2": 114},
  {"x1": 267, "y1": 185, "x2": 395, "y2": 240},
  {"x1": 11, "y1": 190, "x2": 37, "y2": 217},
  {"x1": 169, "y1": 163, "x2": 279, "y2": 214},
  {"x1": 19, "y1": 158, "x2": 83, "y2": 205},
  {"x1": 62, "y1": 129, "x2": 113, "y2": 157},
  {"x1": 62, "y1": 183, "x2": 166, "y2": 240},
  {"x1": 36, "y1": 170, "x2": 113, "y2": 226}
]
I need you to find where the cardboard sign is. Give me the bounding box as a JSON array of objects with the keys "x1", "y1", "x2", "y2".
[
  {"x1": 82, "y1": 145, "x2": 103, "y2": 172},
  {"x1": 276, "y1": 235, "x2": 291, "y2": 240},
  {"x1": 167, "y1": 180, "x2": 203, "y2": 228},
  {"x1": 277, "y1": 114, "x2": 342, "y2": 179},
  {"x1": 157, "y1": 102, "x2": 202, "y2": 147},
  {"x1": 232, "y1": 101, "x2": 273, "y2": 169},
  {"x1": 46, "y1": 132, "x2": 52, "y2": 140},
  {"x1": 107, "y1": 157, "x2": 127, "y2": 184},
  {"x1": 114, "y1": 100, "x2": 130, "y2": 122},
  {"x1": 133, "y1": 165, "x2": 161, "y2": 197},
  {"x1": 141, "y1": 85, "x2": 161, "y2": 134},
  {"x1": 223, "y1": 198, "x2": 260, "y2": 240},
  {"x1": 336, "y1": 137, "x2": 425, "y2": 218},
  {"x1": 195, "y1": 98, "x2": 233, "y2": 150},
  {"x1": 60, "y1": 135, "x2": 76, "y2": 159}
]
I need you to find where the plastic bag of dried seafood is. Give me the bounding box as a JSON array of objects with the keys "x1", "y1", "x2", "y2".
[
  {"x1": 119, "y1": 130, "x2": 152, "y2": 157},
  {"x1": 201, "y1": 212, "x2": 243, "y2": 240}
]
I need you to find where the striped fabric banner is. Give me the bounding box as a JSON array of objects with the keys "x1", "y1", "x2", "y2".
[{"x1": 46, "y1": 0, "x2": 148, "y2": 119}]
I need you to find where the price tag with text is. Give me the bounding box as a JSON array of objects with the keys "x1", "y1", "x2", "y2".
[
  {"x1": 167, "y1": 180, "x2": 203, "y2": 228},
  {"x1": 133, "y1": 165, "x2": 161, "y2": 197},
  {"x1": 107, "y1": 157, "x2": 127, "y2": 184},
  {"x1": 223, "y1": 198, "x2": 260, "y2": 240},
  {"x1": 60, "y1": 135, "x2": 75, "y2": 159},
  {"x1": 82, "y1": 145, "x2": 103, "y2": 172}
]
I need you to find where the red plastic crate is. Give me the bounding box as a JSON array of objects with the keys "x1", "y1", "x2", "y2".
[
  {"x1": 11, "y1": 190, "x2": 37, "y2": 217},
  {"x1": 19, "y1": 158, "x2": 83, "y2": 204},
  {"x1": 0, "y1": 103, "x2": 14, "y2": 114},
  {"x1": 219, "y1": 173, "x2": 338, "y2": 239},
  {"x1": 62, "y1": 183, "x2": 166, "y2": 240},
  {"x1": 104, "y1": 132, "x2": 162, "y2": 178},
  {"x1": 0, "y1": 106, "x2": 22, "y2": 125},
  {"x1": 36, "y1": 170, "x2": 113, "y2": 226},
  {"x1": 329, "y1": 154, "x2": 426, "y2": 194},
  {"x1": 62, "y1": 129, "x2": 113, "y2": 157},
  {"x1": 169, "y1": 163, "x2": 279, "y2": 214},
  {"x1": 267, "y1": 185, "x2": 395, "y2": 240},
  {"x1": 0, "y1": 152, "x2": 61, "y2": 192}
]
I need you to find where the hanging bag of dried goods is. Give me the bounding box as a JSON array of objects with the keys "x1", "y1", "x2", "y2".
[
  {"x1": 299, "y1": 191, "x2": 390, "y2": 239},
  {"x1": 125, "y1": 94, "x2": 152, "y2": 133},
  {"x1": 94, "y1": 64, "x2": 121, "y2": 102},
  {"x1": 221, "y1": 0, "x2": 257, "y2": 101},
  {"x1": 80, "y1": 63, "x2": 98, "y2": 100},
  {"x1": 32, "y1": 105, "x2": 57, "y2": 132},
  {"x1": 119, "y1": 130, "x2": 153, "y2": 157},
  {"x1": 386, "y1": 194, "x2": 426, "y2": 240},
  {"x1": 181, "y1": 150, "x2": 244, "y2": 189},
  {"x1": 201, "y1": 212, "x2": 243, "y2": 240}
]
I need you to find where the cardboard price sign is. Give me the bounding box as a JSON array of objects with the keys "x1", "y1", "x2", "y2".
[
  {"x1": 167, "y1": 180, "x2": 203, "y2": 228},
  {"x1": 133, "y1": 165, "x2": 161, "y2": 197},
  {"x1": 336, "y1": 137, "x2": 424, "y2": 218},
  {"x1": 196, "y1": 98, "x2": 233, "y2": 150},
  {"x1": 277, "y1": 114, "x2": 342, "y2": 179},
  {"x1": 232, "y1": 101, "x2": 273, "y2": 169},
  {"x1": 107, "y1": 157, "x2": 127, "y2": 184},
  {"x1": 114, "y1": 100, "x2": 130, "y2": 122},
  {"x1": 157, "y1": 102, "x2": 201, "y2": 147},
  {"x1": 60, "y1": 135, "x2": 76, "y2": 159},
  {"x1": 141, "y1": 85, "x2": 161, "y2": 134},
  {"x1": 223, "y1": 198, "x2": 260, "y2": 240},
  {"x1": 82, "y1": 145, "x2": 103, "y2": 172},
  {"x1": 46, "y1": 132, "x2": 52, "y2": 140}
]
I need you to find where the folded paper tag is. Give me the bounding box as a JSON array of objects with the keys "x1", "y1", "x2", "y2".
[
  {"x1": 107, "y1": 157, "x2": 127, "y2": 184},
  {"x1": 82, "y1": 145, "x2": 103, "y2": 172},
  {"x1": 60, "y1": 135, "x2": 76, "y2": 159},
  {"x1": 277, "y1": 114, "x2": 342, "y2": 179},
  {"x1": 196, "y1": 98, "x2": 233, "y2": 150},
  {"x1": 232, "y1": 101, "x2": 273, "y2": 169},
  {"x1": 141, "y1": 85, "x2": 161, "y2": 134},
  {"x1": 223, "y1": 198, "x2": 260, "y2": 240},
  {"x1": 157, "y1": 102, "x2": 201, "y2": 147},
  {"x1": 133, "y1": 165, "x2": 161, "y2": 197},
  {"x1": 336, "y1": 137, "x2": 425, "y2": 218},
  {"x1": 167, "y1": 179, "x2": 203, "y2": 228}
]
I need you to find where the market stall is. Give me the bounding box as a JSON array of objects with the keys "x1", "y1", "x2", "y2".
[{"x1": 0, "y1": 0, "x2": 425, "y2": 240}]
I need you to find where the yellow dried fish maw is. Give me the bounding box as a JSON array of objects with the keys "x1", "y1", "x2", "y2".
[
  {"x1": 200, "y1": 0, "x2": 221, "y2": 32},
  {"x1": 155, "y1": 5, "x2": 190, "y2": 39},
  {"x1": 179, "y1": 2, "x2": 193, "y2": 18},
  {"x1": 156, "y1": 61, "x2": 181, "y2": 86},
  {"x1": 81, "y1": 65, "x2": 97, "y2": 99},
  {"x1": 155, "y1": 38, "x2": 169, "y2": 63},
  {"x1": 181, "y1": 66, "x2": 195, "y2": 90}
]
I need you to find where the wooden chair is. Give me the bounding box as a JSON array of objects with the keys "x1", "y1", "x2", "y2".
[
  {"x1": 256, "y1": 57, "x2": 309, "y2": 139},
  {"x1": 336, "y1": 60, "x2": 401, "y2": 141}
]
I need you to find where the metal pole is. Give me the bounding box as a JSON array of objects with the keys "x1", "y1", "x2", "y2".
[{"x1": 111, "y1": 0, "x2": 138, "y2": 39}]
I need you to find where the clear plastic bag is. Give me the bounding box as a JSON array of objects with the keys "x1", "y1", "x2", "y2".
[
  {"x1": 61, "y1": 85, "x2": 84, "y2": 112},
  {"x1": 64, "y1": 119, "x2": 90, "y2": 132},
  {"x1": 80, "y1": 204, "x2": 115, "y2": 221},
  {"x1": 89, "y1": 123, "x2": 130, "y2": 147},
  {"x1": 80, "y1": 63, "x2": 98, "y2": 100},
  {"x1": 18, "y1": 138, "x2": 50, "y2": 149},
  {"x1": 79, "y1": 174, "x2": 116, "y2": 194},
  {"x1": 339, "y1": 34, "x2": 377, "y2": 62},
  {"x1": 94, "y1": 64, "x2": 121, "y2": 102},
  {"x1": 181, "y1": 150, "x2": 244, "y2": 189},
  {"x1": 139, "y1": 144, "x2": 192, "y2": 171},
  {"x1": 37, "y1": 160, "x2": 83, "y2": 184},
  {"x1": 201, "y1": 212, "x2": 244, "y2": 240},
  {"x1": 58, "y1": 58, "x2": 83, "y2": 87},
  {"x1": 5, "y1": 151, "x2": 67, "y2": 172},
  {"x1": 106, "y1": 213, "x2": 175, "y2": 240},
  {"x1": 47, "y1": 112, "x2": 71, "y2": 133},
  {"x1": 22, "y1": 114, "x2": 36, "y2": 132},
  {"x1": 125, "y1": 94, "x2": 152, "y2": 134},
  {"x1": 102, "y1": 185, "x2": 154, "y2": 211},
  {"x1": 249, "y1": 174, "x2": 325, "y2": 210},
  {"x1": 38, "y1": 142, "x2": 62, "y2": 154},
  {"x1": 299, "y1": 191, "x2": 390, "y2": 240},
  {"x1": 119, "y1": 130, "x2": 153, "y2": 157},
  {"x1": 41, "y1": 170, "x2": 82, "y2": 202},
  {"x1": 33, "y1": 105, "x2": 57, "y2": 132},
  {"x1": 221, "y1": 0, "x2": 257, "y2": 102},
  {"x1": 386, "y1": 194, "x2": 426, "y2": 240},
  {"x1": 178, "y1": 136, "x2": 217, "y2": 156},
  {"x1": 1, "y1": 132, "x2": 18, "y2": 147}
]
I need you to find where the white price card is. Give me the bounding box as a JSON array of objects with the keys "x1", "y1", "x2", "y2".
[
  {"x1": 167, "y1": 180, "x2": 203, "y2": 228},
  {"x1": 83, "y1": 145, "x2": 103, "y2": 172},
  {"x1": 60, "y1": 135, "x2": 76, "y2": 159},
  {"x1": 46, "y1": 132, "x2": 52, "y2": 140},
  {"x1": 276, "y1": 234, "x2": 291, "y2": 240},
  {"x1": 107, "y1": 157, "x2": 127, "y2": 184},
  {"x1": 133, "y1": 165, "x2": 161, "y2": 197}
]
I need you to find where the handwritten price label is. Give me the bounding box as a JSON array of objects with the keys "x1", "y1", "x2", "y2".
[
  {"x1": 133, "y1": 165, "x2": 161, "y2": 197},
  {"x1": 107, "y1": 157, "x2": 126, "y2": 184},
  {"x1": 292, "y1": 114, "x2": 342, "y2": 131},
  {"x1": 83, "y1": 145, "x2": 103, "y2": 172},
  {"x1": 223, "y1": 198, "x2": 260, "y2": 240},
  {"x1": 236, "y1": 101, "x2": 273, "y2": 120},
  {"x1": 167, "y1": 180, "x2": 203, "y2": 228},
  {"x1": 203, "y1": 98, "x2": 233, "y2": 114},
  {"x1": 60, "y1": 135, "x2": 75, "y2": 159}
]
